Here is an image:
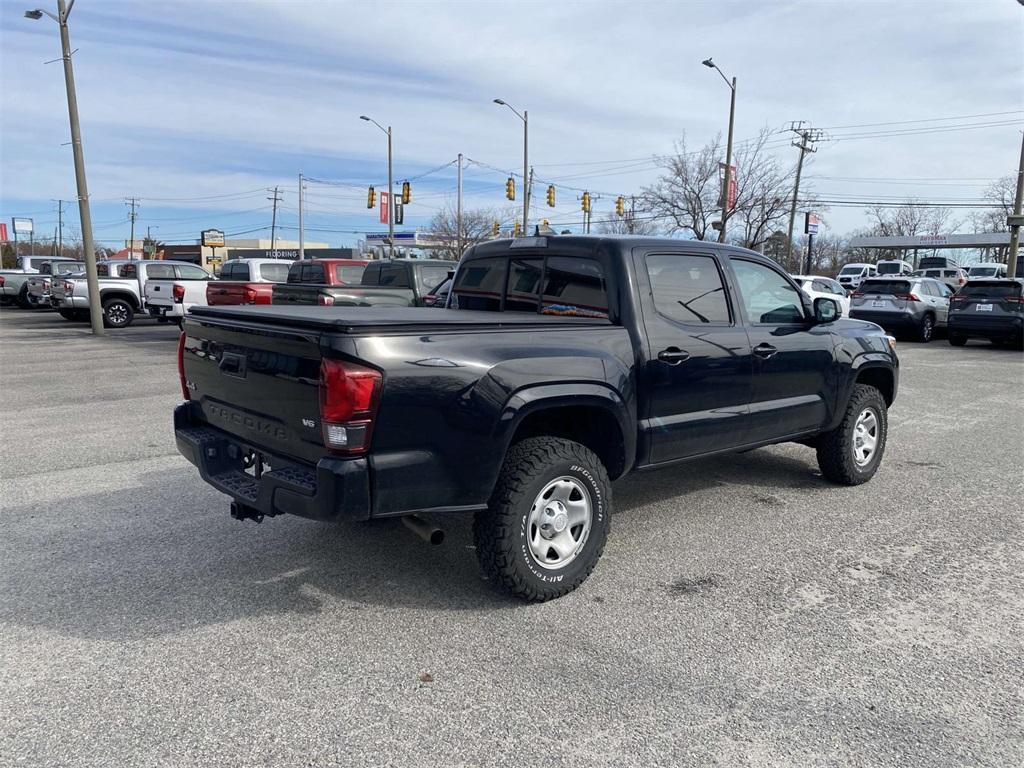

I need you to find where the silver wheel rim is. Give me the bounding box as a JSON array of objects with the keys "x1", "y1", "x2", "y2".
[
  {"x1": 526, "y1": 476, "x2": 592, "y2": 570},
  {"x1": 853, "y1": 408, "x2": 879, "y2": 467},
  {"x1": 107, "y1": 304, "x2": 128, "y2": 324},
  {"x1": 922, "y1": 317, "x2": 932, "y2": 341}
]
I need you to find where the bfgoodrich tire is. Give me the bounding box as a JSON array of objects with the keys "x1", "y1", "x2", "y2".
[
  {"x1": 473, "y1": 436, "x2": 611, "y2": 602},
  {"x1": 102, "y1": 298, "x2": 134, "y2": 328},
  {"x1": 816, "y1": 384, "x2": 888, "y2": 486}
]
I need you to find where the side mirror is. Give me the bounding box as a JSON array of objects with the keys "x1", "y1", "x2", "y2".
[{"x1": 814, "y1": 297, "x2": 839, "y2": 324}]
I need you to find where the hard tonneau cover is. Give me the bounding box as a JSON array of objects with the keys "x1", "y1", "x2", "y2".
[{"x1": 187, "y1": 305, "x2": 611, "y2": 333}]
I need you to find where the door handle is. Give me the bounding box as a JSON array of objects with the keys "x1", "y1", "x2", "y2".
[
  {"x1": 657, "y1": 347, "x2": 690, "y2": 365},
  {"x1": 753, "y1": 343, "x2": 778, "y2": 359}
]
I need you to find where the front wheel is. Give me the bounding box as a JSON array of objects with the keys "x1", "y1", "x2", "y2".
[
  {"x1": 816, "y1": 384, "x2": 888, "y2": 486},
  {"x1": 948, "y1": 332, "x2": 967, "y2": 347},
  {"x1": 473, "y1": 437, "x2": 611, "y2": 602},
  {"x1": 102, "y1": 298, "x2": 134, "y2": 328}
]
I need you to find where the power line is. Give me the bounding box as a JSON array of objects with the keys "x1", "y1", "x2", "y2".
[{"x1": 818, "y1": 110, "x2": 1024, "y2": 130}]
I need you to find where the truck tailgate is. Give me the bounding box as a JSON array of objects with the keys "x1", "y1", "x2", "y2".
[
  {"x1": 182, "y1": 315, "x2": 327, "y2": 465},
  {"x1": 145, "y1": 280, "x2": 175, "y2": 307}
]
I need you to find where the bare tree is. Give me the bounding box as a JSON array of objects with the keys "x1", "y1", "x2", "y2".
[
  {"x1": 641, "y1": 133, "x2": 721, "y2": 240},
  {"x1": 642, "y1": 128, "x2": 801, "y2": 249},
  {"x1": 595, "y1": 205, "x2": 660, "y2": 236},
  {"x1": 862, "y1": 201, "x2": 960, "y2": 264},
  {"x1": 968, "y1": 175, "x2": 1015, "y2": 262},
  {"x1": 428, "y1": 204, "x2": 505, "y2": 260}
]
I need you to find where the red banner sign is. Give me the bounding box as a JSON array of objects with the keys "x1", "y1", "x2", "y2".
[
  {"x1": 718, "y1": 163, "x2": 737, "y2": 212},
  {"x1": 379, "y1": 192, "x2": 390, "y2": 225},
  {"x1": 0, "y1": 223, "x2": 7, "y2": 242}
]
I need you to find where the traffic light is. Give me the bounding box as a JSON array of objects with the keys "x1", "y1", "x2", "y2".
[
  {"x1": 492, "y1": 220, "x2": 500, "y2": 237},
  {"x1": 401, "y1": 181, "x2": 411, "y2": 205},
  {"x1": 513, "y1": 220, "x2": 522, "y2": 237},
  {"x1": 546, "y1": 185, "x2": 556, "y2": 207},
  {"x1": 581, "y1": 191, "x2": 591, "y2": 213},
  {"x1": 615, "y1": 196, "x2": 625, "y2": 217},
  {"x1": 505, "y1": 177, "x2": 516, "y2": 201},
  {"x1": 366, "y1": 185, "x2": 376, "y2": 209}
]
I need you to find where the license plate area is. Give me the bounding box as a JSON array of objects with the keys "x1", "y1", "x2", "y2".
[
  {"x1": 976, "y1": 304, "x2": 993, "y2": 312},
  {"x1": 872, "y1": 300, "x2": 886, "y2": 307}
]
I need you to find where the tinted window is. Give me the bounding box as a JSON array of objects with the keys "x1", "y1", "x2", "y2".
[
  {"x1": 646, "y1": 254, "x2": 730, "y2": 325},
  {"x1": 287, "y1": 263, "x2": 304, "y2": 283},
  {"x1": 923, "y1": 269, "x2": 942, "y2": 278},
  {"x1": 335, "y1": 264, "x2": 367, "y2": 284},
  {"x1": 260, "y1": 263, "x2": 289, "y2": 283},
  {"x1": 959, "y1": 282, "x2": 1021, "y2": 298},
  {"x1": 376, "y1": 265, "x2": 409, "y2": 287},
  {"x1": 417, "y1": 265, "x2": 453, "y2": 295},
  {"x1": 812, "y1": 278, "x2": 832, "y2": 293},
  {"x1": 969, "y1": 267, "x2": 999, "y2": 277},
  {"x1": 876, "y1": 263, "x2": 902, "y2": 275},
  {"x1": 541, "y1": 257, "x2": 609, "y2": 319},
  {"x1": 732, "y1": 259, "x2": 804, "y2": 324},
  {"x1": 29, "y1": 258, "x2": 53, "y2": 270},
  {"x1": 306, "y1": 264, "x2": 325, "y2": 283},
  {"x1": 839, "y1": 266, "x2": 865, "y2": 276},
  {"x1": 505, "y1": 258, "x2": 542, "y2": 312},
  {"x1": 176, "y1": 265, "x2": 209, "y2": 280},
  {"x1": 453, "y1": 257, "x2": 506, "y2": 311},
  {"x1": 145, "y1": 264, "x2": 175, "y2": 280},
  {"x1": 860, "y1": 280, "x2": 911, "y2": 295}
]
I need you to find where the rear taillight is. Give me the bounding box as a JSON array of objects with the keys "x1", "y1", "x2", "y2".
[
  {"x1": 177, "y1": 331, "x2": 190, "y2": 401},
  {"x1": 950, "y1": 294, "x2": 966, "y2": 304},
  {"x1": 317, "y1": 294, "x2": 335, "y2": 306},
  {"x1": 1005, "y1": 294, "x2": 1023, "y2": 305},
  {"x1": 172, "y1": 284, "x2": 186, "y2": 303},
  {"x1": 0, "y1": 276, "x2": 5, "y2": 287},
  {"x1": 42, "y1": 280, "x2": 50, "y2": 289},
  {"x1": 319, "y1": 359, "x2": 382, "y2": 454},
  {"x1": 851, "y1": 291, "x2": 864, "y2": 298},
  {"x1": 244, "y1": 287, "x2": 258, "y2": 304},
  {"x1": 64, "y1": 281, "x2": 74, "y2": 295},
  {"x1": 894, "y1": 293, "x2": 920, "y2": 302},
  {"x1": 958, "y1": 278, "x2": 966, "y2": 285}
]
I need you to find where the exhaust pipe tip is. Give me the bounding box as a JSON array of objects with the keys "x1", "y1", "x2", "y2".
[{"x1": 402, "y1": 514, "x2": 445, "y2": 545}]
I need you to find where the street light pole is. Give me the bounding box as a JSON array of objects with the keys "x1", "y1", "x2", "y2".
[
  {"x1": 360, "y1": 116, "x2": 395, "y2": 259},
  {"x1": 1006, "y1": 131, "x2": 1023, "y2": 279},
  {"x1": 494, "y1": 99, "x2": 529, "y2": 234},
  {"x1": 27, "y1": 0, "x2": 104, "y2": 335},
  {"x1": 702, "y1": 58, "x2": 736, "y2": 244}
]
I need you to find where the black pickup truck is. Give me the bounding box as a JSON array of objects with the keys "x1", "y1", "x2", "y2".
[{"x1": 174, "y1": 236, "x2": 899, "y2": 601}]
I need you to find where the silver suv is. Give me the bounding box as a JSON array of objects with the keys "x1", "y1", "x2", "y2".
[{"x1": 850, "y1": 276, "x2": 951, "y2": 343}]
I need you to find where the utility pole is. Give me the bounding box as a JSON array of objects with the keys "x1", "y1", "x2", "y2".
[
  {"x1": 298, "y1": 172, "x2": 305, "y2": 261},
  {"x1": 628, "y1": 195, "x2": 637, "y2": 234},
  {"x1": 456, "y1": 153, "x2": 464, "y2": 256},
  {"x1": 125, "y1": 197, "x2": 139, "y2": 259},
  {"x1": 785, "y1": 123, "x2": 823, "y2": 266},
  {"x1": 267, "y1": 186, "x2": 282, "y2": 255},
  {"x1": 26, "y1": 0, "x2": 103, "y2": 334},
  {"x1": 56, "y1": 200, "x2": 63, "y2": 257},
  {"x1": 1006, "y1": 131, "x2": 1024, "y2": 279}
]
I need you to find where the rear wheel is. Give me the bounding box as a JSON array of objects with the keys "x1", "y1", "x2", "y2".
[
  {"x1": 916, "y1": 314, "x2": 934, "y2": 343},
  {"x1": 102, "y1": 298, "x2": 134, "y2": 328},
  {"x1": 816, "y1": 384, "x2": 888, "y2": 486},
  {"x1": 473, "y1": 436, "x2": 611, "y2": 602},
  {"x1": 948, "y1": 332, "x2": 967, "y2": 347},
  {"x1": 16, "y1": 287, "x2": 32, "y2": 309}
]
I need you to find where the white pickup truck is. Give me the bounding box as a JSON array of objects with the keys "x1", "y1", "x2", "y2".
[
  {"x1": 52, "y1": 260, "x2": 207, "y2": 327},
  {"x1": 143, "y1": 263, "x2": 213, "y2": 324}
]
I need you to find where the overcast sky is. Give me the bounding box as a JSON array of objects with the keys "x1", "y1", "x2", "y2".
[{"x1": 1, "y1": 0, "x2": 1021, "y2": 249}]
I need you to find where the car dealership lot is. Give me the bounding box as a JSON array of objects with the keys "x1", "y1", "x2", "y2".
[{"x1": 1, "y1": 309, "x2": 1022, "y2": 767}]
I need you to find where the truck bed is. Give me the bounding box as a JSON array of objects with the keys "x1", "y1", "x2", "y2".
[{"x1": 187, "y1": 305, "x2": 613, "y2": 333}]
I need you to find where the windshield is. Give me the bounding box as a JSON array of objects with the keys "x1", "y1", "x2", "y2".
[
  {"x1": 859, "y1": 280, "x2": 911, "y2": 295},
  {"x1": 839, "y1": 266, "x2": 864, "y2": 275},
  {"x1": 876, "y1": 263, "x2": 903, "y2": 274},
  {"x1": 417, "y1": 265, "x2": 453, "y2": 294}
]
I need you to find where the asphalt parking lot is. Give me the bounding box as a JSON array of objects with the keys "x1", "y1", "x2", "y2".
[{"x1": 1, "y1": 308, "x2": 1022, "y2": 768}]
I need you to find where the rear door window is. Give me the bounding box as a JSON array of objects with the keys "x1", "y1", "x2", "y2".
[
  {"x1": 306, "y1": 263, "x2": 325, "y2": 283},
  {"x1": 540, "y1": 257, "x2": 608, "y2": 318},
  {"x1": 176, "y1": 265, "x2": 209, "y2": 280},
  {"x1": 144, "y1": 263, "x2": 174, "y2": 280},
  {"x1": 645, "y1": 253, "x2": 730, "y2": 325},
  {"x1": 453, "y1": 257, "x2": 506, "y2": 311},
  {"x1": 287, "y1": 263, "x2": 304, "y2": 283},
  {"x1": 417, "y1": 265, "x2": 453, "y2": 295},
  {"x1": 260, "y1": 262, "x2": 289, "y2": 283},
  {"x1": 335, "y1": 264, "x2": 367, "y2": 284}
]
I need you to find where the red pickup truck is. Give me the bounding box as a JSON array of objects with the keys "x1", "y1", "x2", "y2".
[{"x1": 208, "y1": 257, "x2": 369, "y2": 306}]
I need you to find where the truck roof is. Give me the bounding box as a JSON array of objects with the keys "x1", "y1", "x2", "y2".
[{"x1": 467, "y1": 234, "x2": 766, "y2": 262}]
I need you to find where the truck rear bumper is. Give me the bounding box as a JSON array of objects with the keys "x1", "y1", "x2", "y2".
[
  {"x1": 149, "y1": 303, "x2": 185, "y2": 318},
  {"x1": 174, "y1": 403, "x2": 371, "y2": 522}
]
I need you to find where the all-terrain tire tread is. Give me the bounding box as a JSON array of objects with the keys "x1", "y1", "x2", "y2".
[
  {"x1": 816, "y1": 384, "x2": 887, "y2": 486},
  {"x1": 473, "y1": 436, "x2": 610, "y2": 602}
]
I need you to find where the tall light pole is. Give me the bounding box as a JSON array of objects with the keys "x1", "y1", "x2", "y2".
[
  {"x1": 26, "y1": 0, "x2": 104, "y2": 335},
  {"x1": 494, "y1": 99, "x2": 529, "y2": 234},
  {"x1": 360, "y1": 116, "x2": 394, "y2": 259},
  {"x1": 702, "y1": 58, "x2": 736, "y2": 244}
]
